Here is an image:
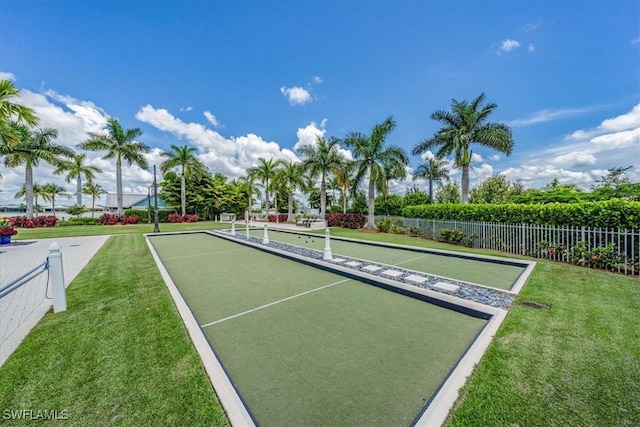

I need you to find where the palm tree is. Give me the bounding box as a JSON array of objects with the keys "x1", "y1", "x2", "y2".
[
  {"x1": 248, "y1": 157, "x2": 282, "y2": 215},
  {"x1": 0, "y1": 80, "x2": 39, "y2": 148},
  {"x1": 4, "y1": 126, "x2": 74, "y2": 218},
  {"x1": 333, "y1": 160, "x2": 356, "y2": 213},
  {"x1": 412, "y1": 155, "x2": 450, "y2": 202},
  {"x1": 380, "y1": 156, "x2": 407, "y2": 203},
  {"x1": 297, "y1": 136, "x2": 344, "y2": 218},
  {"x1": 83, "y1": 182, "x2": 106, "y2": 218},
  {"x1": 412, "y1": 93, "x2": 513, "y2": 204},
  {"x1": 54, "y1": 153, "x2": 102, "y2": 206},
  {"x1": 343, "y1": 116, "x2": 408, "y2": 229},
  {"x1": 160, "y1": 144, "x2": 205, "y2": 216},
  {"x1": 275, "y1": 161, "x2": 310, "y2": 222},
  {"x1": 80, "y1": 118, "x2": 149, "y2": 215},
  {"x1": 237, "y1": 172, "x2": 261, "y2": 220},
  {"x1": 42, "y1": 182, "x2": 70, "y2": 216},
  {"x1": 14, "y1": 183, "x2": 49, "y2": 217}
]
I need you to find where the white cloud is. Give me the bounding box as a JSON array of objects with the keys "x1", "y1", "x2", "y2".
[
  {"x1": 420, "y1": 151, "x2": 436, "y2": 161},
  {"x1": 312, "y1": 76, "x2": 323, "y2": 84},
  {"x1": 599, "y1": 104, "x2": 640, "y2": 132},
  {"x1": 501, "y1": 165, "x2": 593, "y2": 187},
  {"x1": 471, "y1": 153, "x2": 484, "y2": 163},
  {"x1": 551, "y1": 151, "x2": 597, "y2": 168},
  {"x1": 499, "y1": 39, "x2": 521, "y2": 52},
  {"x1": 292, "y1": 120, "x2": 353, "y2": 161},
  {"x1": 591, "y1": 127, "x2": 640, "y2": 149},
  {"x1": 180, "y1": 106, "x2": 193, "y2": 112},
  {"x1": 508, "y1": 105, "x2": 604, "y2": 126},
  {"x1": 203, "y1": 110, "x2": 220, "y2": 127},
  {"x1": 489, "y1": 154, "x2": 501, "y2": 161},
  {"x1": 528, "y1": 43, "x2": 535, "y2": 52},
  {"x1": 470, "y1": 164, "x2": 493, "y2": 180},
  {"x1": 0, "y1": 71, "x2": 16, "y2": 81},
  {"x1": 521, "y1": 21, "x2": 540, "y2": 32},
  {"x1": 632, "y1": 38, "x2": 640, "y2": 45},
  {"x1": 280, "y1": 86, "x2": 312, "y2": 105}
]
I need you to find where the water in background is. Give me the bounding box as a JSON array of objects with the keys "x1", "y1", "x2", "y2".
[{"x1": 1, "y1": 210, "x2": 106, "y2": 221}]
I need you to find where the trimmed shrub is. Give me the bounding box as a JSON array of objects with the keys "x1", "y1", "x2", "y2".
[
  {"x1": 267, "y1": 214, "x2": 288, "y2": 223},
  {"x1": 9, "y1": 215, "x2": 58, "y2": 228},
  {"x1": 59, "y1": 217, "x2": 102, "y2": 226},
  {"x1": 168, "y1": 213, "x2": 198, "y2": 223},
  {"x1": 124, "y1": 209, "x2": 172, "y2": 223},
  {"x1": 402, "y1": 199, "x2": 640, "y2": 229},
  {"x1": 325, "y1": 213, "x2": 366, "y2": 229},
  {"x1": 100, "y1": 213, "x2": 140, "y2": 225}
]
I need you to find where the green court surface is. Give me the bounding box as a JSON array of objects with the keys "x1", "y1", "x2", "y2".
[
  {"x1": 248, "y1": 229, "x2": 525, "y2": 290},
  {"x1": 149, "y1": 233, "x2": 487, "y2": 426}
]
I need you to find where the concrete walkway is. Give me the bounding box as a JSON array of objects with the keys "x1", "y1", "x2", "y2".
[{"x1": 0, "y1": 235, "x2": 109, "y2": 366}]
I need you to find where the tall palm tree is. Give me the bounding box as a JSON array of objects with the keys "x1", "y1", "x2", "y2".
[
  {"x1": 412, "y1": 93, "x2": 514, "y2": 204},
  {"x1": 275, "y1": 161, "x2": 310, "y2": 222},
  {"x1": 42, "y1": 182, "x2": 70, "y2": 216},
  {"x1": 83, "y1": 182, "x2": 106, "y2": 218},
  {"x1": 343, "y1": 116, "x2": 408, "y2": 229},
  {"x1": 380, "y1": 156, "x2": 407, "y2": 203},
  {"x1": 160, "y1": 144, "x2": 205, "y2": 216},
  {"x1": 54, "y1": 153, "x2": 102, "y2": 206},
  {"x1": 80, "y1": 118, "x2": 149, "y2": 215},
  {"x1": 14, "y1": 183, "x2": 49, "y2": 217},
  {"x1": 0, "y1": 80, "x2": 39, "y2": 148},
  {"x1": 4, "y1": 126, "x2": 74, "y2": 218},
  {"x1": 248, "y1": 157, "x2": 282, "y2": 215},
  {"x1": 237, "y1": 172, "x2": 261, "y2": 220},
  {"x1": 297, "y1": 136, "x2": 344, "y2": 218},
  {"x1": 412, "y1": 155, "x2": 450, "y2": 202},
  {"x1": 333, "y1": 160, "x2": 356, "y2": 213}
]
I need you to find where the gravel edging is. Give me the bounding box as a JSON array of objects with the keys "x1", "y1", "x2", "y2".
[{"x1": 224, "y1": 231, "x2": 514, "y2": 310}]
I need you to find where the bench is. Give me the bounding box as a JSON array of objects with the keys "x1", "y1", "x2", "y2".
[{"x1": 220, "y1": 213, "x2": 236, "y2": 221}]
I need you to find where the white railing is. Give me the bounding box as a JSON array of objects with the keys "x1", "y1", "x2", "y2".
[{"x1": 376, "y1": 216, "x2": 640, "y2": 276}]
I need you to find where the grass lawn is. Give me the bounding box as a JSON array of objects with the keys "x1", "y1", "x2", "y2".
[{"x1": 1, "y1": 223, "x2": 638, "y2": 426}]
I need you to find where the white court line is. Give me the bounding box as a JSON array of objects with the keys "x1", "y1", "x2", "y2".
[
  {"x1": 393, "y1": 254, "x2": 430, "y2": 266},
  {"x1": 201, "y1": 278, "x2": 351, "y2": 328},
  {"x1": 162, "y1": 248, "x2": 250, "y2": 261}
]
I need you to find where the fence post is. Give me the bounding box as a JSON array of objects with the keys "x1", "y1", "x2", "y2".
[
  {"x1": 48, "y1": 242, "x2": 67, "y2": 313},
  {"x1": 262, "y1": 223, "x2": 269, "y2": 245},
  {"x1": 231, "y1": 219, "x2": 236, "y2": 236}
]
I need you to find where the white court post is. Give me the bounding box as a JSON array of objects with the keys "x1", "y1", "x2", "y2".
[
  {"x1": 262, "y1": 223, "x2": 269, "y2": 244},
  {"x1": 231, "y1": 219, "x2": 236, "y2": 236},
  {"x1": 48, "y1": 242, "x2": 67, "y2": 313},
  {"x1": 323, "y1": 228, "x2": 333, "y2": 260},
  {"x1": 245, "y1": 212, "x2": 250, "y2": 239}
]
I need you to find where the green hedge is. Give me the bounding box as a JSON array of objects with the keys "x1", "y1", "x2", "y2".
[
  {"x1": 401, "y1": 199, "x2": 640, "y2": 229},
  {"x1": 59, "y1": 217, "x2": 102, "y2": 226},
  {"x1": 124, "y1": 209, "x2": 173, "y2": 223}
]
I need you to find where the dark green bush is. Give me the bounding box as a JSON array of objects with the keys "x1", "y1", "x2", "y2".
[
  {"x1": 125, "y1": 209, "x2": 173, "y2": 223},
  {"x1": 59, "y1": 217, "x2": 102, "y2": 226},
  {"x1": 402, "y1": 199, "x2": 640, "y2": 229}
]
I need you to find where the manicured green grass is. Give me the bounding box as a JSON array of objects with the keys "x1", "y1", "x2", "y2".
[
  {"x1": 322, "y1": 229, "x2": 640, "y2": 426},
  {"x1": 0, "y1": 234, "x2": 229, "y2": 426},
  {"x1": 13, "y1": 220, "x2": 227, "y2": 240},
  {"x1": 150, "y1": 233, "x2": 486, "y2": 426}
]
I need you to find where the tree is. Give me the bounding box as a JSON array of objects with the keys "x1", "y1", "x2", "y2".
[
  {"x1": 594, "y1": 166, "x2": 632, "y2": 188},
  {"x1": 248, "y1": 157, "x2": 282, "y2": 215},
  {"x1": 298, "y1": 136, "x2": 344, "y2": 218},
  {"x1": 15, "y1": 182, "x2": 49, "y2": 216},
  {"x1": 80, "y1": 118, "x2": 149, "y2": 215},
  {"x1": 0, "y1": 80, "x2": 39, "y2": 148},
  {"x1": 333, "y1": 160, "x2": 356, "y2": 213},
  {"x1": 380, "y1": 155, "x2": 407, "y2": 203},
  {"x1": 412, "y1": 93, "x2": 514, "y2": 204},
  {"x1": 469, "y1": 175, "x2": 522, "y2": 204},
  {"x1": 54, "y1": 153, "x2": 102, "y2": 206},
  {"x1": 4, "y1": 126, "x2": 74, "y2": 218},
  {"x1": 412, "y1": 155, "x2": 450, "y2": 203},
  {"x1": 436, "y1": 182, "x2": 461, "y2": 204},
  {"x1": 343, "y1": 116, "x2": 408, "y2": 229},
  {"x1": 42, "y1": 182, "x2": 70, "y2": 216},
  {"x1": 237, "y1": 173, "x2": 262, "y2": 217},
  {"x1": 83, "y1": 182, "x2": 106, "y2": 218},
  {"x1": 160, "y1": 144, "x2": 205, "y2": 216},
  {"x1": 274, "y1": 161, "x2": 310, "y2": 222}
]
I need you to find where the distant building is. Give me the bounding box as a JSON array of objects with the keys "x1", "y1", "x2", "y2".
[{"x1": 104, "y1": 193, "x2": 168, "y2": 212}]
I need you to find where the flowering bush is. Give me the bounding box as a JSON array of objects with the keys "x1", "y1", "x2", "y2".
[
  {"x1": 9, "y1": 215, "x2": 58, "y2": 228},
  {"x1": 100, "y1": 213, "x2": 140, "y2": 225},
  {"x1": 168, "y1": 213, "x2": 199, "y2": 223},
  {"x1": 0, "y1": 217, "x2": 17, "y2": 236},
  {"x1": 267, "y1": 214, "x2": 288, "y2": 223},
  {"x1": 325, "y1": 213, "x2": 366, "y2": 229}
]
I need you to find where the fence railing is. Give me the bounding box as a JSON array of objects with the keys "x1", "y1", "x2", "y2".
[{"x1": 376, "y1": 216, "x2": 640, "y2": 276}]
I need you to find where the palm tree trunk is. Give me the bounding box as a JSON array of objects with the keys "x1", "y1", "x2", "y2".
[
  {"x1": 428, "y1": 177, "x2": 433, "y2": 203},
  {"x1": 52, "y1": 195, "x2": 56, "y2": 217},
  {"x1": 342, "y1": 187, "x2": 347, "y2": 214},
  {"x1": 461, "y1": 165, "x2": 470, "y2": 204},
  {"x1": 366, "y1": 177, "x2": 375, "y2": 229},
  {"x1": 287, "y1": 192, "x2": 294, "y2": 222},
  {"x1": 76, "y1": 177, "x2": 82, "y2": 206},
  {"x1": 264, "y1": 179, "x2": 270, "y2": 215},
  {"x1": 116, "y1": 158, "x2": 123, "y2": 216},
  {"x1": 92, "y1": 196, "x2": 96, "y2": 219},
  {"x1": 320, "y1": 174, "x2": 326, "y2": 218},
  {"x1": 180, "y1": 173, "x2": 186, "y2": 216},
  {"x1": 25, "y1": 162, "x2": 33, "y2": 219}
]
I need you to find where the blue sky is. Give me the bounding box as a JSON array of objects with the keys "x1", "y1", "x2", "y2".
[{"x1": 1, "y1": 1, "x2": 639, "y2": 205}]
